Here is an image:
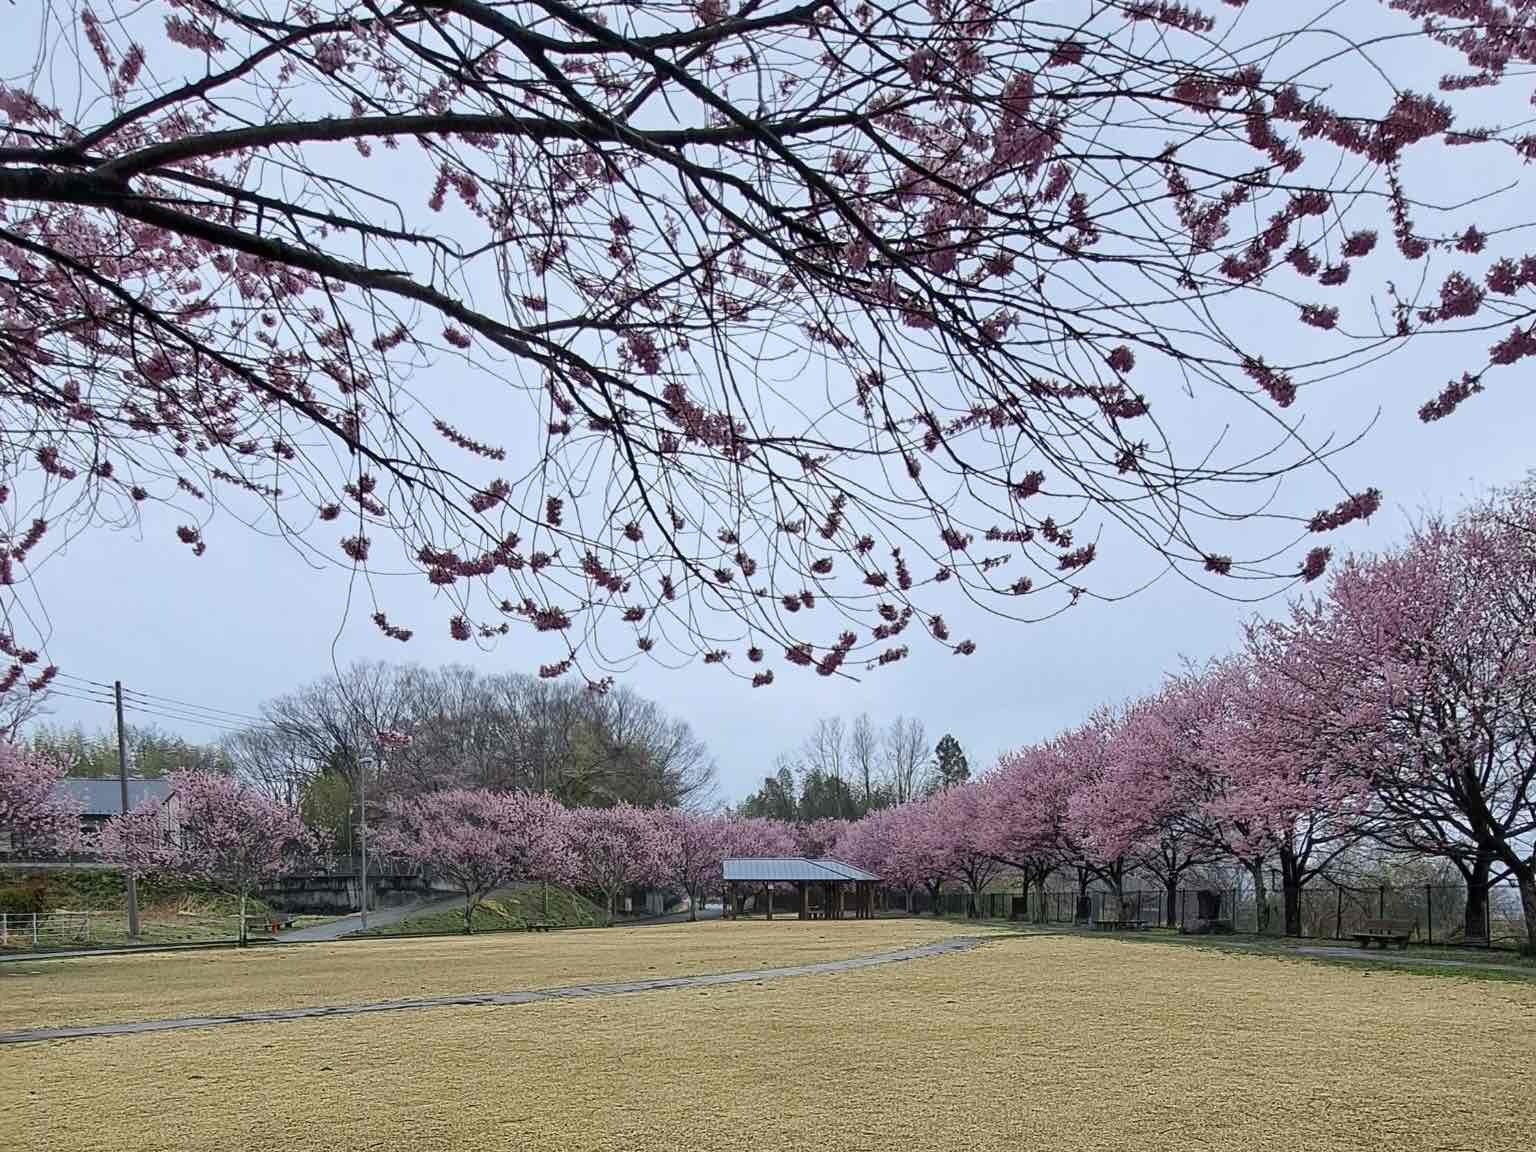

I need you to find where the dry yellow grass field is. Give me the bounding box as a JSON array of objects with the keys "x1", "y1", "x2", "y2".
[
  {"x1": 0, "y1": 917, "x2": 998, "y2": 1031},
  {"x1": 4, "y1": 932, "x2": 1535, "y2": 1151}
]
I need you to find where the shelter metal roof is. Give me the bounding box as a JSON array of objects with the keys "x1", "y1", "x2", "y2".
[
  {"x1": 57, "y1": 777, "x2": 171, "y2": 816},
  {"x1": 722, "y1": 857, "x2": 880, "y2": 883}
]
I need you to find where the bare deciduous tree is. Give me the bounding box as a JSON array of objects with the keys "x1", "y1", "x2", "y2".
[
  {"x1": 849, "y1": 712, "x2": 880, "y2": 809},
  {"x1": 883, "y1": 716, "x2": 931, "y2": 805}
]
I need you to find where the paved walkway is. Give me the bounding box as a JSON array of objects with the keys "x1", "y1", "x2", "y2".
[
  {"x1": 1281, "y1": 942, "x2": 1533, "y2": 974},
  {"x1": 275, "y1": 894, "x2": 467, "y2": 942},
  {"x1": 0, "y1": 936, "x2": 982, "y2": 1047},
  {"x1": 1057, "y1": 926, "x2": 1535, "y2": 977}
]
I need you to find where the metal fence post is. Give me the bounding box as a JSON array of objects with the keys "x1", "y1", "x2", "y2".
[
  {"x1": 1425, "y1": 884, "x2": 1433, "y2": 944},
  {"x1": 1378, "y1": 885, "x2": 1385, "y2": 919},
  {"x1": 32, "y1": 912, "x2": 38, "y2": 947}
]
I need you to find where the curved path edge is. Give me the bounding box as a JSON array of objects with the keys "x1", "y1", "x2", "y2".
[{"x1": 1, "y1": 935, "x2": 983, "y2": 1047}]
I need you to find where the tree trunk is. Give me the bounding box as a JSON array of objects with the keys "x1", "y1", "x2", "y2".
[
  {"x1": 1164, "y1": 873, "x2": 1179, "y2": 928},
  {"x1": 1249, "y1": 860, "x2": 1271, "y2": 935},
  {"x1": 1279, "y1": 843, "x2": 1305, "y2": 937},
  {"x1": 1462, "y1": 848, "x2": 1492, "y2": 942},
  {"x1": 688, "y1": 885, "x2": 699, "y2": 922},
  {"x1": 463, "y1": 896, "x2": 475, "y2": 934},
  {"x1": 1282, "y1": 881, "x2": 1302, "y2": 937},
  {"x1": 238, "y1": 891, "x2": 248, "y2": 948},
  {"x1": 1108, "y1": 862, "x2": 1125, "y2": 910},
  {"x1": 1515, "y1": 863, "x2": 1536, "y2": 955},
  {"x1": 926, "y1": 880, "x2": 943, "y2": 915},
  {"x1": 1033, "y1": 875, "x2": 1048, "y2": 924}
]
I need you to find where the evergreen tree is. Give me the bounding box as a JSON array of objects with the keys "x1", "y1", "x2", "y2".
[{"x1": 930, "y1": 735, "x2": 971, "y2": 793}]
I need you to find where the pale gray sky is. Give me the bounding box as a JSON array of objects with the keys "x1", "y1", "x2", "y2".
[
  {"x1": 33, "y1": 380, "x2": 1532, "y2": 801},
  {"x1": 10, "y1": 2, "x2": 1535, "y2": 802}
]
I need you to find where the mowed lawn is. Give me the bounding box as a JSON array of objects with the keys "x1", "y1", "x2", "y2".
[
  {"x1": 0, "y1": 918, "x2": 994, "y2": 1031},
  {"x1": 5, "y1": 933, "x2": 1536, "y2": 1151}
]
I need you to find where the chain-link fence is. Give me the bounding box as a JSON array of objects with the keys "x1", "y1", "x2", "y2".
[{"x1": 886, "y1": 881, "x2": 1528, "y2": 949}]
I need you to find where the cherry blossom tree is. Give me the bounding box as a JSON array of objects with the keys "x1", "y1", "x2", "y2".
[
  {"x1": 650, "y1": 807, "x2": 729, "y2": 921},
  {"x1": 1273, "y1": 483, "x2": 1536, "y2": 947},
  {"x1": 793, "y1": 816, "x2": 848, "y2": 858},
  {"x1": 985, "y1": 746, "x2": 1069, "y2": 921},
  {"x1": 873, "y1": 798, "x2": 955, "y2": 914},
  {"x1": 1223, "y1": 621, "x2": 1375, "y2": 937},
  {"x1": 566, "y1": 801, "x2": 663, "y2": 922},
  {"x1": 0, "y1": 740, "x2": 80, "y2": 856},
  {"x1": 6, "y1": 1, "x2": 1531, "y2": 704},
  {"x1": 927, "y1": 782, "x2": 1004, "y2": 917},
  {"x1": 723, "y1": 815, "x2": 798, "y2": 859},
  {"x1": 101, "y1": 769, "x2": 313, "y2": 944},
  {"x1": 1084, "y1": 680, "x2": 1247, "y2": 927},
  {"x1": 377, "y1": 787, "x2": 571, "y2": 932},
  {"x1": 999, "y1": 720, "x2": 1131, "y2": 911}
]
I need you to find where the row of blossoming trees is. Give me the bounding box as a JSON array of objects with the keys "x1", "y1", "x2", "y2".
[
  {"x1": 837, "y1": 479, "x2": 1536, "y2": 947},
  {"x1": 0, "y1": 747, "x2": 815, "y2": 936},
  {"x1": 3, "y1": 480, "x2": 1531, "y2": 943}
]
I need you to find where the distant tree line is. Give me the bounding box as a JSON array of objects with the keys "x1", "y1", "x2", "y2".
[
  {"x1": 738, "y1": 716, "x2": 969, "y2": 824},
  {"x1": 17, "y1": 662, "x2": 715, "y2": 866},
  {"x1": 220, "y1": 663, "x2": 716, "y2": 862},
  {"x1": 25, "y1": 724, "x2": 232, "y2": 780}
]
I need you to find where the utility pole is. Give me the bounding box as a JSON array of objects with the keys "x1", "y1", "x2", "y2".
[
  {"x1": 114, "y1": 681, "x2": 139, "y2": 940},
  {"x1": 358, "y1": 753, "x2": 371, "y2": 932}
]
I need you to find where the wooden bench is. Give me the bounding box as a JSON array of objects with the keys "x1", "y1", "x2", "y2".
[
  {"x1": 1351, "y1": 918, "x2": 1416, "y2": 949},
  {"x1": 526, "y1": 922, "x2": 554, "y2": 932},
  {"x1": 1092, "y1": 917, "x2": 1148, "y2": 931}
]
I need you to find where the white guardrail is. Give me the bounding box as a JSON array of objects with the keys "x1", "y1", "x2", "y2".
[
  {"x1": 0, "y1": 911, "x2": 95, "y2": 948},
  {"x1": 0, "y1": 911, "x2": 270, "y2": 949}
]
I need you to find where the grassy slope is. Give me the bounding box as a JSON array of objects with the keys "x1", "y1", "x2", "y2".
[{"x1": 360, "y1": 883, "x2": 607, "y2": 936}]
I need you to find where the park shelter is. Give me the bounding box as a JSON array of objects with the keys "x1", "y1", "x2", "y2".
[{"x1": 721, "y1": 857, "x2": 881, "y2": 920}]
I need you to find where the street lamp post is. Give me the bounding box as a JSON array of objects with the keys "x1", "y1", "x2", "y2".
[
  {"x1": 358, "y1": 753, "x2": 375, "y2": 932},
  {"x1": 362, "y1": 729, "x2": 412, "y2": 932}
]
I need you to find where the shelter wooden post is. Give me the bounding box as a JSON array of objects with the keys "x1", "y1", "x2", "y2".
[
  {"x1": 764, "y1": 883, "x2": 773, "y2": 920},
  {"x1": 797, "y1": 881, "x2": 808, "y2": 920}
]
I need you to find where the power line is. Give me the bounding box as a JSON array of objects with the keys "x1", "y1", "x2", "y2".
[
  {"x1": 54, "y1": 672, "x2": 266, "y2": 726},
  {"x1": 42, "y1": 683, "x2": 253, "y2": 735},
  {"x1": 122, "y1": 686, "x2": 265, "y2": 725}
]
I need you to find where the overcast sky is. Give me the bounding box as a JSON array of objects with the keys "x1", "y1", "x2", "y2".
[
  {"x1": 10, "y1": 2, "x2": 1535, "y2": 804},
  {"x1": 32, "y1": 380, "x2": 1532, "y2": 803}
]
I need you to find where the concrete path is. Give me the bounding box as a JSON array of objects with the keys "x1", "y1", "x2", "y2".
[
  {"x1": 0, "y1": 936, "x2": 982, "y2": 1047},
  {"x1": 275, "y1": 894, "x2": 467, "y2": 943},
  {"x1": 1076, "y1": 927, "x2": 1536, "y2": 977},
  {"x1": 1282, "y1": 943, "x2": 1533, "y2": 974}
]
